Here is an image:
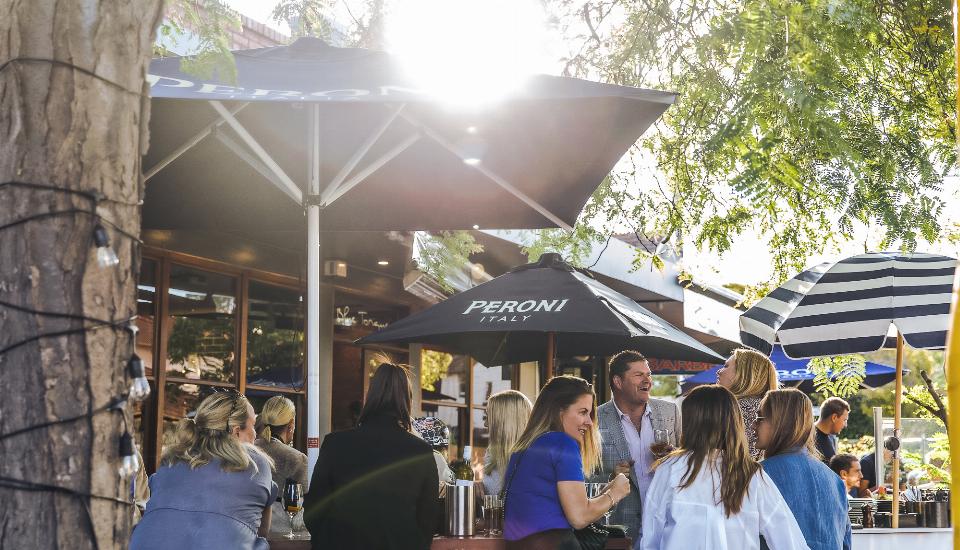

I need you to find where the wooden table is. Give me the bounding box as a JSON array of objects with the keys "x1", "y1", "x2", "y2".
[
  {"x1": 268, "y1": 535, "x2": 633, "y2": 549},
  {"x1": 431, "y1": 535, "x2": 632, "y2": 549}
]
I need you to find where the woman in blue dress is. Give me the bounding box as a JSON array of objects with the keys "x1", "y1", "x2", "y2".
[{"x1": 130, "y1": 390, "x2": 277, "y2": 550}]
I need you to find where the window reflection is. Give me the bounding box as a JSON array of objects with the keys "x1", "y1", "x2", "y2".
[
  {"x1": 161, "y1": 382, "x2": 204, "y2": 452},
  {"x1": 137, "y1": 259, "x2": 158, "y2": 376},
  {"x1": 246, "y1": 281, "x2": 304, "y2": 389},
  {"x1": 165, "y1": 265, "x2": 237, "y2": 382}
]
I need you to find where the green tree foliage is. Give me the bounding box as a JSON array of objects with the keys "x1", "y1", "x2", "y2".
[
  {"x1": 808, "y1": 354, "x2": 866, "y2": 398},
  {"x1": 159, "y1": 1, "x2": 241, "y2": 82},
  {"x1": 421, "y1": 349, "x2": 454, "y2": 390},
  {"x1": 544, "y1": 0, "x2": 955, "y2": 283}
]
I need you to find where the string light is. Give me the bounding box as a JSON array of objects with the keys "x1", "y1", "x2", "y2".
[
  {"x1": 0, "y1": 180, "x2": 145, "y2": 529},
  {"x1": 93, "y1": 223, "x2": 120, "y2": 267},
  {"x1": 127, "y1": 354, "x2": 151, "y2": 401},
  {"x1": 118, "y1": 432, "x2": 139, "y2": 479}
]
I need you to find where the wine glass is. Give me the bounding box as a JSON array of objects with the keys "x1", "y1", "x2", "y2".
[
  {"x1": 283, "y1": 480, "x2": 304, "y2": 539},
  {"x1": 651, "y1": 428, "x2": 674, "y2": 458}
]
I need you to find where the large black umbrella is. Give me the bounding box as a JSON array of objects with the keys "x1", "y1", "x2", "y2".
[
  {"x1": 144, "y1": 37, "x2": 676, "y2": 232},
  {"x1": 358, "y1": 254, "x2": 724, "y2": 367}
]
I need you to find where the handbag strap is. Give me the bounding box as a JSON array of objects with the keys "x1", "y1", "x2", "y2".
[{"x1": 500, "y1": 447, "x2": 526, "y2": 513}]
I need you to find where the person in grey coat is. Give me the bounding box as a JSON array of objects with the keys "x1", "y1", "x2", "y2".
[
  {"x1": 591, "y1": 350, "x2": 681, "y2": 547},
  {"x1": 255, "y1": 395, "x2": 308, "y2": 535}
]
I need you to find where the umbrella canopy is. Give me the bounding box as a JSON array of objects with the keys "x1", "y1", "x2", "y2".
[
  {"x1": 739, "y1": 252, "x2": 957, "y2": 358},
  {"x1": 144, "y1": 37, "x2": 676, "y2": 232},
  {"x1": 358, "y1": 253, "x2": 724, "y2": 365},
  {"x1": 679, "y1": 346, "x2": 901, "y2": 394}
]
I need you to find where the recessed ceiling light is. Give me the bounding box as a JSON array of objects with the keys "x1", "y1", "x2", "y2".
[
  {"x1": 377, "y1": 260, "x2": 390, "y2": 266},
  {"x1": 463, "y1": 158, "x2": 481, "y2": 166},
  {"x1": 466, "y1": 126, "x2": 478, "y2": 134}
]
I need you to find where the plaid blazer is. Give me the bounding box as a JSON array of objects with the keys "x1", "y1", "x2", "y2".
[{"x1": 589, "y1": 398, "x2": 681, "y2": 543}]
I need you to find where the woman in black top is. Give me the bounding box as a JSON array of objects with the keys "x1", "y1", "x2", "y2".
[{"x1": 304, "y1": 362, "x2": 440, "y2": 550}]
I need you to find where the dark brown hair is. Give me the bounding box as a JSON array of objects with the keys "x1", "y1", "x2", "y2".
[
  {"x1": 758, "y1": 389, "x2": 819, "y2": 459},
  {"x1": 819, "y1": 397, "x2": 850, "y2": 420},
  {"x1": 608, "y1": 350, "x2": 647, "y2": 382},
  {"x1": 667, "y1": 385, "x2": 760, "y2": 517},
  {"x1": 358, "y1": 362, "x2": 413, "y2": 431},
  {"x1": 829, "y1": 453, "x2": 858, "y2": 476}
]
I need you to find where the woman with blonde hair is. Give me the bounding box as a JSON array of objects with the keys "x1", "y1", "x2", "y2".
[
  {"x1": 482, "y1": 390, "x2": 533, "y2": 494},
  {"x1": 717, "y1": 347, "x2": 779, "y2": 459},
  {"x1": 503, "y1": 376, "x2": 630, "y2": 550},
  {"x1": 641, "y1": 385, "x2": 807, "y2": 550},
  {"x1": 130, "y1": 390, "x2": 277, "y2": 550},
  {"x1": 757, "y1": 389, "x2": 851, "y2": 550},
  {"x1": 255, "y1": 395, "x2": 308, "y2": 535}
]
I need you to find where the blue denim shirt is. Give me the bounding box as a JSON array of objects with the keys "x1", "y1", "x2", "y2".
[{"x1": 761, "y1": 448, "x2": 852, "y2": 550}]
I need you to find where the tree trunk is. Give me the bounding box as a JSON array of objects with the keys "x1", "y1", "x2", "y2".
[{"x1": 0, "y1": 2, "x2": 163, "y2": 548}]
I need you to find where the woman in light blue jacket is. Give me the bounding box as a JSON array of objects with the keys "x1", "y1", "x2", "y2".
[{"x1": 757, "y1": 389, "x2": 851, "y2": 550}]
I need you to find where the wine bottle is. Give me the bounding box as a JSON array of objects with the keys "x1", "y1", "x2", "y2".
[{"x1": 451, "y1": 445, "x2": 475, "y2": 486}]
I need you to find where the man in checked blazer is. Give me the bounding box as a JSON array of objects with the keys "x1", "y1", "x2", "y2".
[{"x1": 591, "y1": 350, "x2": 681, "y2": 547}]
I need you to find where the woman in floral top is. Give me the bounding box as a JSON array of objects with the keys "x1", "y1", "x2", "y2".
[{"x1": 717, "y1": 348, "x2": 779, "y2": 459}]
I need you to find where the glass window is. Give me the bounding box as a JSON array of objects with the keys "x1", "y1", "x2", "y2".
[
  {"x1": 422, "y1": 352, "x2": 468, "y2": 405},
  {"x1": 161, "y1": 382, "x2": 205, "y2": 452},
  {"x1": 472, "y1": 362, "x2": 513, "y2": 408},
  {"x1": 165, "y1": 265, "x2": 237, "y2": 382},
  {"x1": 136, "y1": 258, "x2": 158, "y2": 376},
  {"x1": 246, "y1": 281, "x2": 304, "y2": 389},
  {"x1": 426, "y1": 405, "x2": 468, "y2": 461},
  {"x1": 131, "y1": 380, "x2": 155, "y2": 455}
]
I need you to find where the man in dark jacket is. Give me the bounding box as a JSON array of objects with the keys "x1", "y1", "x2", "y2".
[{"x1": 304, "y1": 363, "x2": 440, "y2": 550}]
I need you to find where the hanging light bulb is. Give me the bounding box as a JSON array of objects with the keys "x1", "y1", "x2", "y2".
[
  {"x1": 93, "y1": 224, "x2": 119, "y2": 267},
  {"x1": 118, "y1": 432, "x2": 139, "y2": 479},
  {"x1": 127, "y1": 354, "x2": 151, "y2": 401}
]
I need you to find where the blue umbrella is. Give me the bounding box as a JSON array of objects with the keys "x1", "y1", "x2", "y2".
[{"x1": 680, "y1": 345, "x2": 902, "y2": 394}]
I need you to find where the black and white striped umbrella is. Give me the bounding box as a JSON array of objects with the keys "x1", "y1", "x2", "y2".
[{"x1": 739, "y1": 252, "x2": 957, "y2": 358}]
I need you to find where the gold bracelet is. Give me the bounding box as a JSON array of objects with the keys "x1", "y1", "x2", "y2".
[{"x1": 604, "y1": 492, "x2": 616, "y2": 509}]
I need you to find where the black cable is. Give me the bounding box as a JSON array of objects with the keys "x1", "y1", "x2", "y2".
[
  {"x1": 0, "y1": 319, "x2": 132, "y2": 359},
  {"x1": 0, "y1": 180, "x2": 141, "y2": 208},
  {"x1": 0, "y1": 179, "x2": 141, "y2": 548},
  {"x1": 0, "y1": 57, "x2": 144, "y2": 99},
  {"x1": 0, "y1": 396, "x2": 126, "y2": 442}
]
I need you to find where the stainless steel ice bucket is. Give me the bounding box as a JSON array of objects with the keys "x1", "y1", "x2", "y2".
[{"x1": 444, "y1": 483, "x2": 475, "y2": 537}]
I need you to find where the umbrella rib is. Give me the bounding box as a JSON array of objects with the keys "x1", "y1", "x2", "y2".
[
  {"x1": 213, "y1": 130, "x2": 297, "y2": 202},
  {"x1": 208, "y1": 100, "x2": 303, "y2": 203},
  {"x1": 399, "y1": 112, "x2": 574, "y2": 232},
  {"x1": 321, "y1": 131, "x2": 422, "y2": 206},
  {"x1": 320, "y1": 104, "x2": 406, "y2": 201},
  {"x1": 144, "y1": 102, "x2": 249, "y2": 181}
]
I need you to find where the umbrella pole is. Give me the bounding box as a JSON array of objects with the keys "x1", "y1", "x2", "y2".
[
  {"x1": 892, "y1": 331, "x2": 904, "y2": 528},
  {"x1": 546, "y1": 332, "x2": 556, "y2": 382}
]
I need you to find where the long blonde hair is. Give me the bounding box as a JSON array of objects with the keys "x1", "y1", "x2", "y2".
[
  {"x1": 258, "y1": 395, "x2": 296, "y2": 441},
  {"x1": 664, "y1": 385, "x2": 759, "y2": 516},
  {"x1": 511, "y1": 376, "x2": 600, "y2": 475},
  {"x1": 758, "y1": 389, "x2": 819, "y2": 459},
  {"x1": 728, "y1": 348, "x2": 778, "y2": 398},
  {"x1": 485, "y1": 390, "x2": 533, "y2": 476},
  {"x1": 162, "y1": 392, "x2": 268, "y2": 473}
]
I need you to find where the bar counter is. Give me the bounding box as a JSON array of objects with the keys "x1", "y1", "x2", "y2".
[
  {"x1": 268, "y1": 535, "x2": 633, "y2": 549},
  {"x1": 850, "y1": 527, "x2": 952, "y2": 549}
]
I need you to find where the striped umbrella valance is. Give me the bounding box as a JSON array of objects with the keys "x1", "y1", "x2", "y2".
[{"x1": 739, "y1": 252, "x2": 957, "y2": 358}]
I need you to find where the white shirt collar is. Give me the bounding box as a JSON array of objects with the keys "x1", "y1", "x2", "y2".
[{"x1": 612, "y1": 399, "x2": 652, "y2": 421}]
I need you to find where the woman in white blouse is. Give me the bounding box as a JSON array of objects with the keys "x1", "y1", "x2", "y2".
[{"x1": 640, "y1": 385, "x2": 809, "y2": 550}]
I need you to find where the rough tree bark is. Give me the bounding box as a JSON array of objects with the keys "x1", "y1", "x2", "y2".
[{"x1": 0, "y1": 2, "x2": 164, "y2": 548}]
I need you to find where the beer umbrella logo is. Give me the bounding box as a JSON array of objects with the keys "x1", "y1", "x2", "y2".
[{"x1": 359, "y1": 254, "x2": 723, "y2": 366}]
